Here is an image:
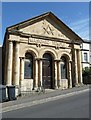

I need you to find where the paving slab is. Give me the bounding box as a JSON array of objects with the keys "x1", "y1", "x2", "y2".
[{"x1": 2, "y1": 85, "x2": 89, "y2": 109}]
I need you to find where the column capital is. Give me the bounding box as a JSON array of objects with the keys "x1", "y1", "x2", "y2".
[
  {"x1": 69, "y1": 60, "x2": 72, "y2": 63},
  {"x1": 8, "y1": 39, "x2": 20, "y2": 43},
  {"x1": 19, "y1": 57, "x2": 25, "y2": 59},
  {"x1": 8, "y1": 40, "x2": 13, "y2": 42},
  {"x1": 34, "y1": 58, "x2": 42, "y2": 61},
  {"x1": 54, "y1": 59, "x2": 61, "y2": 62}
]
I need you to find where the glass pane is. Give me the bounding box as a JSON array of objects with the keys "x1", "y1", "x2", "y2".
[
  {"x1": 24, "y1": 59, "x2": 33, "y2": 79},
  {"x1": 84, "y1": 53, "x2": 88, "y2": 62},
  {"x1": 61, "y1": 63, "x2": 67, "y2": 79}
]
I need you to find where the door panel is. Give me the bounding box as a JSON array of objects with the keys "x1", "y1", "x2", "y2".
[{"x1": 42, "y1": 54, "x2": 52, "y2": 89}]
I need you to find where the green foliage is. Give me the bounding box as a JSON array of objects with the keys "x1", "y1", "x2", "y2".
[{"x1": 82, "y1": 67, "x2": 91, "y2": 77}]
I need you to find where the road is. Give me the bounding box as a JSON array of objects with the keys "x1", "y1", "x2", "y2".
[{"x1": 2, "y1": 90, "x2": 89, "y2": 118}]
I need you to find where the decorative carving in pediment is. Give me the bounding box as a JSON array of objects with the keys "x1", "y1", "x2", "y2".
[
  {"x1": 20, "y1": 19, "x2": 70, "y2": 40},
  {"x1": 41, "y1": 20, "x2": 69, "y2": 40},
  {"x1": 42, "y1": 20, "x2": 54, "y2": 35}
]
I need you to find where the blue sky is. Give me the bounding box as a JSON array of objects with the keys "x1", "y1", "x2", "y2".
[{"x1": 1, "y1": 2, "x2": 89, "y2": 45}]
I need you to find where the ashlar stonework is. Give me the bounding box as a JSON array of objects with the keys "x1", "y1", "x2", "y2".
[{"x1": 3, "y1": 12, "x2": 83, "y2": 96}]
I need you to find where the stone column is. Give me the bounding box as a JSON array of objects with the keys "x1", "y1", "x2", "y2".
[
  {"x1": 20, "y1": 58, "x2": 24, "y2": 81},
  {"x1": 34, "y1": 59, "x2": 38, "y2": 89},
  {"x1": 39, "y1": 60, "x2": 42, "y2": 87},
  {"x1": 68, "y1": 61, "x2": 72, "y2": 88},
  {"x1": 71, "y1": 42, "x2": 76, "y2": 87},
  {"x1": 6, "y1": 41, "x2": 13, "y2": 85},
  {"x1": 13, "y1": 42, "x2": 20, "y2": 86},
  {"x1": 57, "y1": 61, "x2": 61, "y2": 88},
  {"x1": 75, "y1": 50, "x2": 78, "y2": 86},
  {"x1": 54, "y1": 61, "x2": 58, "y2": 89},
  {"x1": 77, "y1": 50, "x2": 83, "y2": 84}
]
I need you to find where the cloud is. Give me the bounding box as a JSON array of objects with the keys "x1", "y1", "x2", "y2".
[{"x1": 68, "y1": 18, "x2": 89, "y2": 40}]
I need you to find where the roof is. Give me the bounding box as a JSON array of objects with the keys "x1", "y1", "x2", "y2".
[
  {"x1": 6, "y1": 12, "x2": 83, "y2": 42},
  {"x1": 83, "y1": 39, "x2": 91, "y2": 44}
]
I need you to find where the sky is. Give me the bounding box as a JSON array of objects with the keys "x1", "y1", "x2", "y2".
[{"x1": 1, "y1": 2, "x2": 89, "y2": 45}]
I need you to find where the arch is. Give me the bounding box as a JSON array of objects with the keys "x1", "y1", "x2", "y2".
[
  {"x1": 25, "y1": 49, "x2": 37, "y2": 58},
  {"x1": 58, "y1": 51, "x2": 71, "y2": 61},
  {"x1": 21, "y1": 46, "x2": 38, "y2": 58},
  {"x1": 39, "y1": 48, "x2": 57, "y2": 59},
  {"x1": 43, "y1": 53, "x2": 53, "y2": 60}
]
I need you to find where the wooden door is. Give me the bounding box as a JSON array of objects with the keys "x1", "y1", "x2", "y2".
[{"x1": 42, "y1": 53, "x2": 52, "y2": 89}]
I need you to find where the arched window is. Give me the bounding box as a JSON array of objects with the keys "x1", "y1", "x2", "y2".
[
  {"x1": 24, "y1": 53, "x2": 33, "y2": 79},
  {"x1": 61, "y1": 56, "x2": 67, "y2": 79}
]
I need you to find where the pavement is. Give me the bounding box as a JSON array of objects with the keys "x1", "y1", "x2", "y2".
[{"x1": 1, "y1": 84, "x2": 90, "y2": 113}]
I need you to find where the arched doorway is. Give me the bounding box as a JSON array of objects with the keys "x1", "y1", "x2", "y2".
[{"x1": 42, "y1": 53, "x2": 53, "y2": 89}]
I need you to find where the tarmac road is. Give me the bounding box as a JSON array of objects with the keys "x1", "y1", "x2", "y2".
[{"x1": 2, "y1": 90, "x2": 89, "y2": 118}]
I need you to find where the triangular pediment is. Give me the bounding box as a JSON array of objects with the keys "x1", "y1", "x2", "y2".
[
  {"x1": 19, "y1": 19, "x2": 70, "y2": 40},
  {"x1": 7, "y1": 12, "x2": 83, "y2": 42}
]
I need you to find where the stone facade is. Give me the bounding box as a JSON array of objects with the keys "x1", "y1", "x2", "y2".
[
  {"x1": 3, "y1": 12, "x2": 83, "y2": 96},
  {"x1": 0, "y1": 45, "x2": 2, "y2": 84}
]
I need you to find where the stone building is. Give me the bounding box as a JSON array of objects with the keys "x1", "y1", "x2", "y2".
[
  {"x1": 81, "y1": 40, "x2": 91, "y2": 69},
  {"x1": 3, "y1": 12, "x2": 83, "y2": 96},
  {"x1": 0, "y1": 45, "x2": 2, "y2": 84}
]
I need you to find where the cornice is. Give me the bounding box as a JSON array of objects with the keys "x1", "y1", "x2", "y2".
[{"x1": 8, "y1": 30, "x2": 81, "y2": 45}]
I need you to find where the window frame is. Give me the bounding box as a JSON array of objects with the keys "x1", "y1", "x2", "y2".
[
  {"x1": 24, "y1": 53, "x2": 33, "y2": 79},
  {"x1": 61, "y1": 57, "x2": 67, "y2": 79},
  {"x1": 84, "y1": 52, "x2": 88, "y2": 62}
]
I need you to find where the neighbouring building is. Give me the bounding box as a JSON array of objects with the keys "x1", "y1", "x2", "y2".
[
  {"x1": 81, "y1": 40, "x2": 91, "y2": 69},
  {"x1": 90, "y1": 41, "x2": 91, "y2": 67},
  {"x1": 2, "y1": 12, "x2": 83, "y2": 96}
]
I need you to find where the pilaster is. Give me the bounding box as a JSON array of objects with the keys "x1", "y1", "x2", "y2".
[
  {"x1": 39, "y1": 59, "x2": 42, "y2": 87},
  {"x1": 68, "y1": 61, "x2": 72, "y2": 88},
  {"x1": 57, "y1": 61, "x2": 61, "y2": 88},
  {"x1": 13, "y1": 42, "x2": 20, "y2": 86},
  {"x1": 75, "y1": 50, "x2": 78, "y2": 86},
  {"x1": 34, "y1": 59, "x2": 38, "y2": 89},
  {"x1": 20, "y1": 57, "x2": 24, "y2": 81},
  {"x1": 6, "y1": 41, "x2": 13, "y2": 85},
  {"x1": 77, "y1": 50, "x2": 83, "y2": 84},
  {"x1": 54, "y1": 61, "x2": 58, "y2": 89}
]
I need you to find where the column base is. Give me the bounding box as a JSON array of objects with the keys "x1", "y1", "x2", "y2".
[
  {"x1": 74, "y1": 83, "x2": 79, "y2": 87},
  {"x1": 78, "y1": 83, "x2": 84, "y2": 86},
  {"x1": 68, "y1": 85, "x2": 72, "y2": 89},
  {"x1": 54, "y1": 86, "x2": 58, "y2": 90},
  {"x1": 74, "y1": 83, "x2": 84, "y2": 87},
  {"x1": 15, "y1": 85, "x2": 21, "y2": 97},
  {"x1": 34, "y1": 86, "x2": 38, "y2": 91},
  {"x1": 58, "y1": 85, "x2": 61, "y2": 89}
]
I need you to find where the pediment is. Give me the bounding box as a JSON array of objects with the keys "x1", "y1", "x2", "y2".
[
  {"x1": 7, "y1": 12, "x2": 82, "y2": 43},
  {"x1": 19, "y1": 18, "x2": 70, "y2": 40}
]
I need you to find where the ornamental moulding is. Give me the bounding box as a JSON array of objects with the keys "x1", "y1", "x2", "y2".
[{"x1": 29, "y1": 37, "x2": 69, "y2": 48}]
